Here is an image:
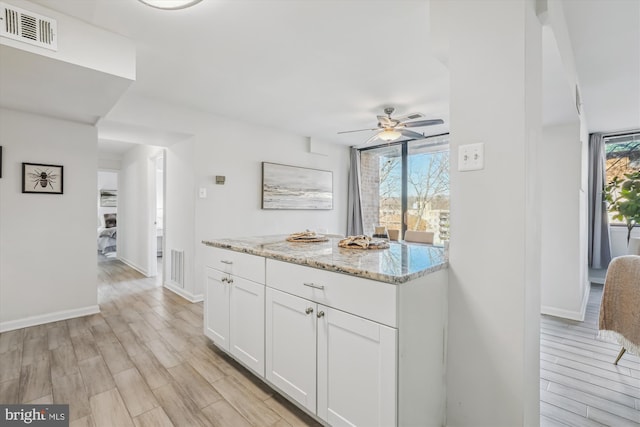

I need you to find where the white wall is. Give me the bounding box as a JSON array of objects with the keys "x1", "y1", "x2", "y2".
[
  {"x1": 98, "y1": 152, "x2": 122, "y2": 171},
  {"x1": 540, "y1": 122, "x2": 590, "y2": 320},
  {"x1": 194, "y1": 124, "x2": 348, "y2": 237},
  {"x1": 164, "y1": 138, "x2": 196, "y2": 298},
  {"x1": 192, "y1": 120, "x2": 349, "y2": 298},
  {"x1": 0, "y1": 108, "x2": 98, "y2": 330},
  {"x1": 118, "y1": 144, "x2": 162, "y2": 277},
  {"x1": 104, "y1": 92, "x2": 350, "y2": 301},
  {"x1": 0, "y1": 0, "x2": 135, "y2": 80},
  {"x1": 443, "y1": 1, "x2": 542, "y2": 425},
  {"x1": 537, "y1": 0, "x2": 591, "y2": 321},
  {"x1": 97, "y1": 170, "x2": 117, "y2": 227}
]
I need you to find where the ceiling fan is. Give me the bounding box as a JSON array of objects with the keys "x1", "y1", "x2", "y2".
[{"x1": 338, "y1": 107, "x2": 444, "y2": 144}]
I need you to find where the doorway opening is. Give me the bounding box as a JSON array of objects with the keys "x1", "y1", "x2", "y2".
[
  {"x1": 97, "y1": 170, "x2": 118, "y2": 263},
  {"x1": 154, "y1": 154, "x2": 165, "y2": 286}
]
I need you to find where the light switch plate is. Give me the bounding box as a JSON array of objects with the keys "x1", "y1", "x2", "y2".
[
  {"x1": 199, "y1": 188, "x2": 207, "y2": 198},
  {"x1": 458, "y1": 143, "x2": 484, "y2": 171}
]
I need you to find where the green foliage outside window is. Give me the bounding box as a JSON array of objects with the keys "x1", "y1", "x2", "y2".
[{"x1": 605, "y1": 170, "x2": 640, "y2": 244}]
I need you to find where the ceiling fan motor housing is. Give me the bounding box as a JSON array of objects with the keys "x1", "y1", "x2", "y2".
[{"x1": 336, "y1": 107, "x2": 443, "y2": 144}]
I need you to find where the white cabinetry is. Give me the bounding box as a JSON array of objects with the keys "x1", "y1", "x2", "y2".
[
  {"x1": 203, "y1": 245, "x2": 447, "y2": 427},
  {"x1": 228, "y1": 276, "x2": 264, "y2": 375},
  {"x1": 265, "y1": 288, "x2": 317, "y2": 413},
  {"x1": 204, "y1": 267, "x2": 230, "y2": 350},
  {"x1": 265, "y1": 264, "x2": 398, "y2": 427},
  {"x1": 204, "y1": 247, "x2": 265, "y2": 376},
  {"x1": 317, "y1": 306, "x2": 397, "y2": 427}
]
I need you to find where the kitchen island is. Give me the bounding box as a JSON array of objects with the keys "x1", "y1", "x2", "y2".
[{"x1": 202, "y1": 235, "x2": 448, "y2": 427}]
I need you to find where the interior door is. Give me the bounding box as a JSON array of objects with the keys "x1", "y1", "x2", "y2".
[
  {"x1": 204, "y1": 267, "x2": 230, "y2": 351},
  {"x1": 317, "y1": 306, "x2": 398, "y2": 427},
  {"x1": 265, "y1": 288, "x2": 317, "y2": 413},
  {"x1": 229, "y1": 275, "x2": 265, "y2": 376}
]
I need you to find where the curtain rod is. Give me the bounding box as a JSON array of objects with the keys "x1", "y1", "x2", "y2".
[{"x1": 602, "y1": 129, "x2": 640, "y2": 139}]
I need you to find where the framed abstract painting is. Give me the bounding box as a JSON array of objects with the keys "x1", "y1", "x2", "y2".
[{"x1": 262, "y1": 162, "x2": 333, "y2": 210}]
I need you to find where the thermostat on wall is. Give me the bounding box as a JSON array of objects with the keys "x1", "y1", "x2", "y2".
[{"x1": 215, "y1": 175, "x2": 225, "y2": 185}]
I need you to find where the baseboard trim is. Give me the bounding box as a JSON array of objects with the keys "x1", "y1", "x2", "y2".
[
  {"x1": 119, "y1": 256, "x2": 150, "y2": 277},
  {"x1": 541, "y1": 283, "x2": 590, "y2": 322},
  {"x1": 0, "y1": 305, "x2": 100, "y2": 333},
  {"x1": 578, "y1": 282, "x2": 591, "y2": 321},
  {"x1": 164, "y1": 282, "x2": 203, "y2": 303}
]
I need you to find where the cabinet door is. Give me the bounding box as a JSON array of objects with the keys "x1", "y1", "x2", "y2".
[
  {"x1": 204, "y1": 267, "x2": 230, "y2": 351},
  {"x1": 317, "y1": 306, "x2": 397, "y2": 427},
  {"x1": 265, "y1": 288, "x2": 317, "y2": 413},
  {"x1": 229, "y1": 276, "x2": 265, "y2": 376}
]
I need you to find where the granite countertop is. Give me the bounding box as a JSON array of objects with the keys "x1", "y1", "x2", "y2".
[{"x1": 202, "y1": 235, "x2": 448, "y2": 284}]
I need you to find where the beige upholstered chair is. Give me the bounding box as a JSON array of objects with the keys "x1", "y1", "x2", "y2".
[
  {"x1": 403, "y1": 230, "x2": 435, "y2": 244},
  {"x1": 598, "y1": 255, "x2": 640, "y2": 364}
]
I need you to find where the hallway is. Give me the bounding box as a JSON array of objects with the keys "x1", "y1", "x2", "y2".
[{"x1": 0, "y1": 258, "x2": 318, "y2": 426}]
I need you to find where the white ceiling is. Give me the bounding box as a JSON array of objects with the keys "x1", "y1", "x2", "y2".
[
  {"x1": 562, "y1": 0, "x2": 640, "y2": 133},
  {"x1": 29, "y1": 0, "x2": 449, "y2": 148},
  {"x1": 22, "y1": 0, "x2": 640, "y2": 149}
]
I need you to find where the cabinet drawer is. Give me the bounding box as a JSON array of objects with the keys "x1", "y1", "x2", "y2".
[
  {"x1": 266, "y1": 259, "x2": 397, "y2": 327},
  {"x1": 204, "y1": 246, "x2": 265, "y2": 284}
]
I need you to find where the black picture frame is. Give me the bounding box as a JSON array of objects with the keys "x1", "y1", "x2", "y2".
[
  {"x1": 22, "y1": 162, "x2": 64, "y2": 194},
  {"x1": 261, "y1": 162, "x2": 333, "y2": 210}
]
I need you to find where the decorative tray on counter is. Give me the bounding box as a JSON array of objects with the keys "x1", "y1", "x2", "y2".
[
  {"x1": 286, "y1": 231, "x2": 329, "y2": 243},
  {"x1": 338, "y1": 235, "x2": 389, "y2": 250}
]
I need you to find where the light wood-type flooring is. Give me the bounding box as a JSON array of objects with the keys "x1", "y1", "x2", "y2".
[
  {"x1": 1, "y1": 260, "x2": 638, "y2": 426},
  {"x1": 540, "y1": 284, "x2": 640, "y2": 426},
  {"x1": 0, "y1": 257, "x2": 320, "y2": 427}
]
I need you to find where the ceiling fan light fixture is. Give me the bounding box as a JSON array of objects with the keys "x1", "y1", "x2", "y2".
[
  {"x1": 137, "y1": 0, "x2": 202, "y2": 10},
  {"x1": 378, "y1": 129, "x2": 401, "y2": 142}
]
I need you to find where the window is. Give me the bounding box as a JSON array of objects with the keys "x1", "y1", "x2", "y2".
[
  {"x1": 605, "y1": 133, "x2": 640, "y2": 225},
  {"x1": 360, "y1": 135, "x2": 449, "y2": 244}
]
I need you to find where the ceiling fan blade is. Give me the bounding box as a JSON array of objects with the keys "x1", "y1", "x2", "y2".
[
  {"x1": 400, "y1": 129, "x2": 426, "y2": 139},
  {"x1": 337, "y1": 127, "x2": 379, "y2": 134},
  {"x1": 364, "y1": 132, "x2": 381, "y2": 144},
  {"x1": 402, "y1": 119, "x2": 444, "y2": 128},
  {"x1": 394, "y1": 112, "x2": 426, "y2": 122}
]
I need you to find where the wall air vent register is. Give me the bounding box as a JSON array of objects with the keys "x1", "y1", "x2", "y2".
[{"x1": 0, "y1": 2, "x2": 57, "y2": 51}]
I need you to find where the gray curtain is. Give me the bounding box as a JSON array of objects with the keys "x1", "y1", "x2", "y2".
[
  {"x1": 588, "y1": 133, "x2": 612, "y2": 268},
  {"x1": 346, "y1": 147, "x2": 364, "y2": 236}
]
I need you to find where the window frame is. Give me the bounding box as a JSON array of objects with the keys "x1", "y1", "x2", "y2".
[
  {"x1": 358, "y1": 133, "x2": 450, "y2": 239},
  {"x1": 604, "y1": 132, "x2": 640, "y2": 227}
]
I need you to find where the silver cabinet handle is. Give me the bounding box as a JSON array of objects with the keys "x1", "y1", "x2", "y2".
[
  {"x1": 220, "y1": 260, "x2": 233, "y2": 265},
  {"x1": 317, "y1": 311, "x2": 325, "y2": 318},
  {"x1": 305, "y1": 307, "x2": 314, "y2": 315},
  {"x1": 303, "y1": 282, "x2": 325, "y2": 290}
]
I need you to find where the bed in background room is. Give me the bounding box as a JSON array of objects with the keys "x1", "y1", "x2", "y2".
[{"x1": 98, "y1": 213, "x2": 117, "y2": 255}]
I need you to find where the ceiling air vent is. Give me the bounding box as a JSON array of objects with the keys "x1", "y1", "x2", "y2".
[
  {"x1": 404, "y1": 113, "x2": 424, "y2": 120},
  {"x1": 0, "y1": 2, "x2": 57, "y2": 51}
]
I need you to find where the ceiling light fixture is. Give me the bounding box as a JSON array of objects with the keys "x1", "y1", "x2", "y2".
[
  {"x1": 378, "y1": 129, "x2": 402, "y2": 142},
  {"x1": 138, "y1": 0, "x2": 202, "y2": 10}
]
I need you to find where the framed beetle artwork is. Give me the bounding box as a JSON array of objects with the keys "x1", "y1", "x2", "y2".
[{"x1": 22, "y1": 162, "x2": 63, "y2": 194}]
